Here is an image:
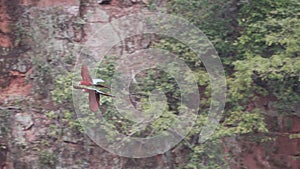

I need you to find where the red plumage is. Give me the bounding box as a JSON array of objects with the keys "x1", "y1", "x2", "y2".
[{"x1": 74, "y1": 64, "x2": 113, "y2": 112}]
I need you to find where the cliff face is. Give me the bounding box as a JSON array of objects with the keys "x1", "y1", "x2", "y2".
[
  {"x1": 0, "y1": 1, "x2": 162, "y2": 169},
  {"x1": 0, "y1": 0, "x2": 299, "y2": 169},
  {"x1": 230, "y1": 115, "x2": 300, "y2": 169}
]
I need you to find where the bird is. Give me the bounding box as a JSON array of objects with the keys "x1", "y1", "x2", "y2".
[
  {"x1": 80, "y1": 64, "x2": 108, "y2": 89},
  {"x1": 73, "y1": 64, "x2": 114, "y2": 112}
]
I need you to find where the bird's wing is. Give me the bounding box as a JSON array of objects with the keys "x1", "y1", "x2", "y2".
[
  {"x1": 96, "y1": 92, "x2": 100, "y2": 108},
  {"x1": 81, "y1": 64, "x2": 93, "y2": 83},
  {"x1": 95, "y1": 89, "x2": 114, "y2": 97},
  {"x1": 88, "y1": 90, "x2": 100, "y2": 112}
]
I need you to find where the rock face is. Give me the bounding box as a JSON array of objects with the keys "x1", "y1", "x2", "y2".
[
  {"x1": 0, "y1": 0, "x2": 163, "y2": 169},
  {"x1": 232, "y1": 116, "x2": 300, "y2": 169},
  {"x1": 0, "y1": 0, "x2": 299, "y2": 169}
]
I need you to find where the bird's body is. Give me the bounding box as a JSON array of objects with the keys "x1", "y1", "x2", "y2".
[
  {"x1": 74, "y1": 64, "x2": 113, "y2": 112},
  {"x1": 73, "y1": 85, "x2": 114, "y2": 97},
  {"x1": 80, "y1": 65, "x2": 108, "y2": 89}
]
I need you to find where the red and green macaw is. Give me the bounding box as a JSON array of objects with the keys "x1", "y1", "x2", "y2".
[{"x1": 73, "y1": 64, "x2": 114, "y2": 112}]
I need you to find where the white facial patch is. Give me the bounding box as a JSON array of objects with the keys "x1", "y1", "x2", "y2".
[{"x1": 92, "y1": 78, "x2": 105, "y2": 84}]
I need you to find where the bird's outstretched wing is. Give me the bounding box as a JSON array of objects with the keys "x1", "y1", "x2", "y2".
[
  {"x1": 88, "y1": 91, "x2": 100, "y2": 112},
  {"x1": 95, "y1": 89, "x2": 114, "y2": 97},
  {"x1": 73, "y1": 85, "x2": 113, "y2": 97},
  {"x1": 81, "y1": 64, "x2": 93, "y2": 84}
]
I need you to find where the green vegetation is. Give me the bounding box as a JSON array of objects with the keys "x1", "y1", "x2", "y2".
[
  {"x1": 0, "y1": 110, "x2": 10, "y2": 136},
  {"x1": 232, "y1": 0, "x2": 300, "y2": 112},
  {"x1": 48, "y1": 0, "x2": 300, "y2": 168},
  {"x1": 39, "y1": 150, "x2": 58, "y2": 168},
  {"x1": 15, "y1": 7, "x2": 77, "y2": 98},
  {"x1": 164, "y1": 0, "x2": 300, "y2": 168}
]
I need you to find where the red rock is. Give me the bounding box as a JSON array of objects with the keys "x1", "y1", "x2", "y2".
[
  {"x1": 36, "y1": 0, "x2": 79, "y2": 8},
  {"x1": 20, "y1": 0, "x2": 79, "y2": 7},
  {"x1": 0, "y1": 71, "x2": 32, "y2": 103},
  {"x1": 0, "y1": 34, "x2": 12, "y2": 48}
]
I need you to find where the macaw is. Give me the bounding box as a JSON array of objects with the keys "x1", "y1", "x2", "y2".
[{"x1": 73, "y1": 64, "x2": 114, "y2": 112}]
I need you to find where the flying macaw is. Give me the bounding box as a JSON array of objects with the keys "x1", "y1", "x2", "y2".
[{"x1": 73, "y1": 64, "x2": 114, "y2": 112}]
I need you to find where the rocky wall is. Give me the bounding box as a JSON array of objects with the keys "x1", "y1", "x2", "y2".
[
  {"x1": 0, "y1": 0, "x2": 166, "y2": 169},
  {"x1": 0, "y1": 0, "x2": 299, "y2": 169}
]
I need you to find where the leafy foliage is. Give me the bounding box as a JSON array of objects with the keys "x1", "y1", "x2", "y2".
[
  {"x1": 49, "y1": 0, "x2": 300, "y2": 168},
  {"x1": 162, "y1": 0, "x2": 299, "y2": 168},
  {"x1": 39, "y1": 150, "x2": 58, "y2": 168},
  {"x1": 232, "y1": 0, "x2": 300, "y2": 112}
]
